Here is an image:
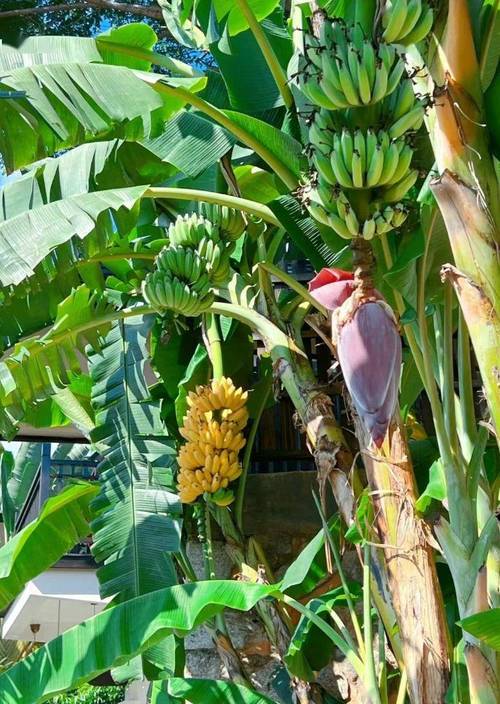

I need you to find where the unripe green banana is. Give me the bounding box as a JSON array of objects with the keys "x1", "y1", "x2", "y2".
[
  {"x1": 389, "y1": 104, "x2": 425, "y2": 139},
  {"x1": 366, "y1": 145, "x2": 385, "y2": 187},
  {"x1": 331, "y1": 136, "x2": 353, "y2": 188},
  {"x1": 389, "y1": 80, "x2": 417, "y2": 121},
  {"x1": 308, "y1": 202, "x2": 333, "y2": 227},
  {"x1": 357, "y1": 58, "x2": 372, "y2": 105},
  {"x1": 375, "y1": 212, "x2": 393, "y2": 234},
  {"x1": 300, "y1": 73, "x2": 339, "y2": 110},
  {"x1": 344, "y1": 203, "x2": 360, "y2": 237},
  {"x1": 388, "y1": 143, "x2": 413, "y2": 185},
  {"x1": 382, "y1": 168, "x2": 419, "y2": 202},
  {"x1": 362, "y1": 41, "x2": 376, "y2": 88},
  {"x1": 328, "y1": 212, "x2": 353, "y2": 239},
  {"x1": 322, "y1": 55, "x2": 343, "y2": 93},
  {"x1": 378, "y1": 141, "x2": 401, "y2": 185},
  {"x1": 351, "y1": 150, "x2": 364, "y2": 188},
  {"x1": 392, "y1": 203, "x2": 409, "y2": 228},
  {"x1": 382, "y1": 0, "x2": 409, "y2": 43},
  {"x1": 320, "y1": 74, "x2": 351, "y2": 109},
  {"x1": 386, "y1": 59, "x2": 406, "y2": 96},
  {"x1": 362, "y1": 218, "x2": 376, "y2": 240},
  {"x1": 365, "y1": 129, "x2": 378, "y2": 167},
  {"x1": 399, "y1": 6, "x2": 433, "y2": 44},
  {"x1": 382, "y1": 0, "x2": 433, "y2": 46},
  {"x1": 399, "y1": 0, "x2": 422, "y2": 39},
  {"x1": 313, "y1": 150, "x2": 337, "y2": 184},
  {"x1": 371, "y1": 61, "x2": 389, "y2": 104},
  {"x1": 304, "y1": 34, "x2": 323, "y2": 68},
  {"x1": 340, "y1": 128, "x2": 354, "y2": 167},
  {"x1": 336, "y1": 56, "x2": 361, "y2": 106},
  {"x1": 354, "y1": 130, "x2": 366, "y2": 173}
]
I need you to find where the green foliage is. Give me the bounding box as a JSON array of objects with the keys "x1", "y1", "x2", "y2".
[
  {"x1": 0, "y1": 185, "x2": 147, "y2": 288},
  {"x1": 0, "y1": 286, "x2": 116, "y2": 437},
  {"x1": 285, "y1": 586, "x2": 362, "y2": 681},
  {"x1": 165, "y1": 677, "x2": 277, "y2": 703},
  {"x1": 89, "y1": 316, "x2": 181, "y2": 603},
  {"x1": 0, "y1": 580, "x2": 276, "y2": 703},
  {"x1": 460, "y1": 608, "x2": 500, "y2": 651},
  {"x1": 0, "y1": 482, "x2": 98, "y2": 610},
  {"x1": 49, "y1": 684, "x2": 125, "y2": 704}
]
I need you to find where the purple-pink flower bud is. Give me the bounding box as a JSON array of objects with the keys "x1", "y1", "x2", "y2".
[{"x1": 309, "y1": 268, "x2": 401, "y2": 447}]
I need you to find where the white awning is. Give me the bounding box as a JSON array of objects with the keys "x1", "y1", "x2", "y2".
[{"x1": 1, "y1": 568, "x2": 110, "y2": 642}]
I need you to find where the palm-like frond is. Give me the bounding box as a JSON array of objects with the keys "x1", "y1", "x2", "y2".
[{"x1": 89, "y1": 315, "x2": 181, "y2": 602}]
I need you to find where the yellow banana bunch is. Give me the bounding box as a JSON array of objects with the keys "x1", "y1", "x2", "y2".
[{"x1": 177, "y1": 377, "x2": 249, "y2": 505}]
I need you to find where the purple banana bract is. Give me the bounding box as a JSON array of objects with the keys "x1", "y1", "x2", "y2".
[{"x1": 309, "y1": 268, "x2": 402, "y2": 447}]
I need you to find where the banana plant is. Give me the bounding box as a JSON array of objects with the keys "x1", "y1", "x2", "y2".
[{"x1": 0, "y1": 4, "x2": 497, "y2": 704}]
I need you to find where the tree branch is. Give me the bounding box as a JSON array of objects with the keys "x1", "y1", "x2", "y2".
[{"x1": 0, "y1": 0, "x2": 162, "y2": 21}]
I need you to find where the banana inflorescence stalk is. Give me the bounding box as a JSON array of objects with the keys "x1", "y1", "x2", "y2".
[
  {"x1": 298, "y1": 15, "x2": 430, "y2": 239},
  {"x1": 177, "y1": 377, "x2": 249, "y2": 505},
  {"x1": 142, "y1": 206, "x2": 246, "y2": 316}
]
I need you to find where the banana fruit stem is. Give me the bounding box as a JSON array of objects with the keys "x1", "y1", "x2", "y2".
[{"x1": 203, "y1": 313, "x2": 224, "y2": 381}]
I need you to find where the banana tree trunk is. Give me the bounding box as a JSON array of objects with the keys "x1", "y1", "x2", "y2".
[
  {"x1": 354, "y1": 412, "x2": 451, "y2": 704},
  {"x1": 427, "y1": 0, "x2": 500, "y2": 440}
]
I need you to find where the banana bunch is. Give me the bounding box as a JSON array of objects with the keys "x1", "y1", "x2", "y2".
[
  {"x1": 177, "y1": 377, "x2": 249, "y2": 504},
  {"x1": 382, "y1": 0, "x2": 434, "y2": 46},
  {"x1": 301, "y1": 20, "x2": 405, "y2": 110},
  {"x1": 142, "y1": 270, "x2": 214, "y2": 316},
  {"x1": 307, "y1": 188, "x2": 409, "y2": 240},
  {"x1": 314, "y1": 128, "x2": 415, "y2": 190},
  {"x1": 157, "y1": 245, "x2": 211, "y2": 295},
  {"x1": 168, "y1": 213, "x2": 218, "y2": 247},
  {"x1": 199, "y1": 203, "x2": 246, "y2": 242}
]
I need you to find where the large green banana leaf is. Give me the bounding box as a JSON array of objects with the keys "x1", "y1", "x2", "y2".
[
  {"x1": 89, "y1": 315, "x2": 181, "y2": 603},
  {"x1": 0, "y1": 286, "x2": 115, "y2": 438},
  {"x1": 0, "y1": 185, "x2": 147, "y2": 288},
  {"x1": 0, "y1": 59, "x2": 205, "y2": 172},
  {"x1": 0, "y1": 23, "x2": 198, "y2": 76},
  {"x1": 0, "y1": 482, "x2": 98, "y2": 610},
  {"x1": 0, "y1": 580, "x2": 276, "y2": 703},
  {"x1": 165, "y1": 678, "x2": 278, "y2": 703}
]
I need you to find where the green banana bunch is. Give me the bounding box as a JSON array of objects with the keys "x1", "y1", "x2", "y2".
[
  {"x1": 156, "y1": 245, "x2": 212, "y2": 297},
  {"x1": 301, "y1": 20, "x2": 405, "y2": 110},
  {"x1": 382, "y1": 0, "x2": 434, "y2": 46},
  {"x1": 199, "y1": 203, "x2": 246, "y2": 242},
  {"x1": 317, "y1": 129, "x2": 414, "y2": 190},
  {"x1": 372, "y1": 204, "x2": 409, "y2": 236},
  {"x1": 142, "y1": 270, "x2": 214, "y2": 316},
  {"x1": 307, "y1": 187, "x2": 409, "y2": 240},
  {"x1": 168, "y1": 213, "x2": 219, "y2": 247}
]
